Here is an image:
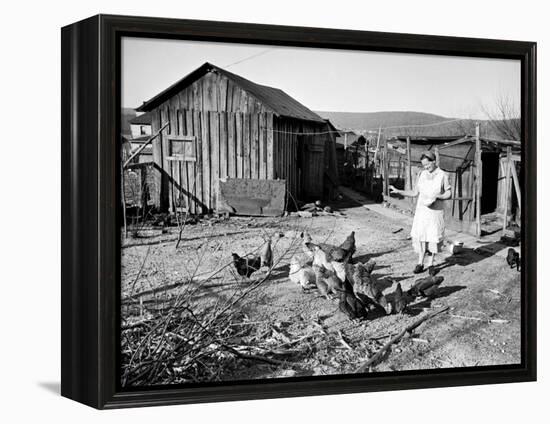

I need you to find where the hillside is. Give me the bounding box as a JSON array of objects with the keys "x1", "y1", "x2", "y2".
[
  {"x1": 317, "y1": 110, "x2": 519, "y2": 139},
  {"x1": 316, "y1": 111, "x2": 449, "y2": 132}
]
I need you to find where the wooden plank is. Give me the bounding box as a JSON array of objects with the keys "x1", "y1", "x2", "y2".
[
  {"x1": 475, "y1": 125, "x2": 482, "y2": 237},
  {"x1": 203, "y1": 73, "x2": 215, "y2": 111},
  {"x1": 509, "y1": 154, "x2": 521, "y2": 214},
  {"x1": 201, "y1": 111, "x2": 211, "y2": 211},
  {"x1": 192, "y1": 80, "x2": 201, "y2": 110},
  {"x1": 266, "y1": 113, "x2": 274, "y2": 179},
  {"x1": 236, "y1": 112, "x2": 243, "y2": 178},
  {"x1": 220, "y1": 112, "x2": 228, "y2": 179},
  {"x1": 243, "y1": 113, "x2": 251, "y2": 178},
  {"x1": 193, "y1": 110, "x2": 203, "y2": 214},
  {"x1": 382, "y1": 134, "x2": 388, "y2": 196},
  {"x1": 259, "y1": 113, "x2": 266, "y2": 179},
  {"x1": 219, "y1": 76, "x2": 228, "y2": 111},
  {"x1": 185, "y1": 110, "x2": 195, "y2": 214},
  {"x1": 251, "y1": 113, "x2": 259, "y2": 179},
  {"x1": 210, "y1": 112, "x2": 220, "y2": 210},
  {"x1": 227, "y1": 112, "x2": 236, "y2": 178},
  {"x1": 161, "y1": 105, "x2": 171, "y2": 212},
  {"x1": 406, "y1": 136, "x2": 412, "y2": 190}
]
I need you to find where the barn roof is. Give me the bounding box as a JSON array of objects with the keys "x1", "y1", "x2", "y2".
[
  {"x1": 129, "y1": 112, "x2": 153, "y2": 125},
  {"x1": 136, "y1": 62, "x2": 325, "y2": 123}
]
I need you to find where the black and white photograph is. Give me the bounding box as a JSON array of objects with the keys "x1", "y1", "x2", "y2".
[{"x1": 119, "y1": 36, "x2": 524, "y2": 388}]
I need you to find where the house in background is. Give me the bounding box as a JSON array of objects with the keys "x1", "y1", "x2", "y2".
[
  {"x1": 129, "y1": 112, "x2": 153, "y2": 138},
  {"x1": 135, "y1": 62, "x2": 340, "y2": 214}
]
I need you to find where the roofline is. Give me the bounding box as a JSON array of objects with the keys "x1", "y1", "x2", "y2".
[{"x1": 135, "y1": 62, "x2": 326, "y2": 123}]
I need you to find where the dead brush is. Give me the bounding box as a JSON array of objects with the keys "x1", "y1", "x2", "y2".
[{"x1": 121, "y1": 226, "x2": 311, "y2": 386}]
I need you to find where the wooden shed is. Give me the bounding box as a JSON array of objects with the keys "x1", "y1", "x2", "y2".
[
  {"x1": 133, "y1": 62, "x2": 338, "y2": 215},
  {"x1": 378, "y1": 131, "x2": 521, "y2": 237}
]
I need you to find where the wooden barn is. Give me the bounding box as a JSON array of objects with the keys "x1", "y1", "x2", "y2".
[
  {"x1": 378, "y1": 130, "x2": 521, "y2": 237},
  {"x1": 131, "y1": 62, "x2": 339, "y2": 215}
]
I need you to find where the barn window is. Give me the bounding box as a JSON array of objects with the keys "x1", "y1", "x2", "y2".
[{"x1": 167, "y1": 136, "x2": 196, "y2": 162}]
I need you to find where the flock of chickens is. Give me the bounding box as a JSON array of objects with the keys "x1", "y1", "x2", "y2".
[{"x1": 231, "y1": 230, "x2": 445, "y2": 322}]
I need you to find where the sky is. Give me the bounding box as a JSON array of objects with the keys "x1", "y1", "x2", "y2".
[{"x1": 122, "y1": 37, "x2": 520, "y2": 120}]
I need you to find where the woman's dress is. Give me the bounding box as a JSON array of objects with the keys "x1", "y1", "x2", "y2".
[{"x1": 410, "y1": 167, "x2": 451, "y2": 254}]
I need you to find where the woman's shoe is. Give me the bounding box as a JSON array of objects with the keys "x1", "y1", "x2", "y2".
[{"x1": 413, "y1": 264, "x2": 424, "y2": 274}]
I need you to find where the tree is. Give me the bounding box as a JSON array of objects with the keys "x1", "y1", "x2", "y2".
[{"x1": 482, "y1": 92, "x2": 521, "y2": 140}]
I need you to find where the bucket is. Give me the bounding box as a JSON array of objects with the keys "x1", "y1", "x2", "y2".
[{"x1": 448, "y1": 241, "x2": 464, "y2": 255}]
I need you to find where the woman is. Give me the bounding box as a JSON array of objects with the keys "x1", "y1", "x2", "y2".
[{"x1": 389, "y1": 151, "x2": 451, "y2": 274}]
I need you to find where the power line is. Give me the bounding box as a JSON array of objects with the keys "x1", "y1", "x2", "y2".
[{"x1": 224, "y1": 49, "x2": 277, "y2": 68}]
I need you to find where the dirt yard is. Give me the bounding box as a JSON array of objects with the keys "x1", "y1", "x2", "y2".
[{"x1": 121, "y1": 194, "x2": 521, "y2": 384}]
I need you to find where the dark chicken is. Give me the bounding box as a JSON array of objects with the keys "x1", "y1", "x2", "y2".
[
  {"x1": 408, "y1": 276, "x2": 444, "y2": 298},
  {"x1": 338, "y1": 280, "x2": 367, "y2": 320},
  {"x1": 260, "y1": 238, "x2": 273, "y2": 269},
  {"x1": 392, "y1": 282, "x2": 410, "y2": 313},
  {"x1": 506, "y1": 248, "x2": 520, "y2": 271},
  {"x1": 349, "y1": 262, "x2": 392, "y2": 314},
  {"x1": 231, "y1": 253, "x2": 262, "y2": 278}
]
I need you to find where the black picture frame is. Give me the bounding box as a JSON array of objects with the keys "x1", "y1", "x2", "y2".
[{"x1": 61, "y1": 14, "x2": 537, "y2": 409}]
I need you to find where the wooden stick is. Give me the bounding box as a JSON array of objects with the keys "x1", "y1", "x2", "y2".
[
  {"x1": 355, "y1": 306, "x2": 449, "y2": 373},
  {"x1": 475, "y1": 124, "x2": 482, "y2": 237},
  {"x1": 502, "y1": 146, "x2": 512, "y2": 231},
  {"x1": 123, "y1": 122, "x2": 169, "y2": 168}
]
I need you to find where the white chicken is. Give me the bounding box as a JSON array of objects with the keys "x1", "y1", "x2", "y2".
[{"x1": 289, "y1": 256, "x2": 316, "y2": 290}]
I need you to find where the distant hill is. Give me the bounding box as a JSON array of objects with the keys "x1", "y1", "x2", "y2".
[
  {"x1": 317, "y1": 110, "x2": 519, "y2": 140},
  {"x1": 316, "y1": 111, "x2": 450, "y2": 132},
  {"x1": 121, "y1": 107, "x2": 137, "y2": 137}
]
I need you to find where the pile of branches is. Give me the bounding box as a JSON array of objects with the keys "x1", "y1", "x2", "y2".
[{"x1": 122, "y1": 297, "x2": 252, "y2": 386}]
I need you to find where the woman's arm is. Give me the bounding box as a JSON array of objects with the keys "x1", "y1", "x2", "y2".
[
  {"x1": 436, "y1": 171, "x2": 452, "y2": 200},
  {"x1": 436, "y1": 187, "x2": 452, "y2": 200},
  {"x1": 389, "y1": 185, "x2": 418, "y2": 198}
]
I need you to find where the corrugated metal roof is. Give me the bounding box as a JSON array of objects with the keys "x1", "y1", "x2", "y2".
[{"x1": 136, "y1": 62, "x2": 325, "y2": 123}]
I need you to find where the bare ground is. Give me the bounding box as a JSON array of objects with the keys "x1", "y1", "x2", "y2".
[{"x1": 121, "y1": 195, "x2": 521, "y2": 382}]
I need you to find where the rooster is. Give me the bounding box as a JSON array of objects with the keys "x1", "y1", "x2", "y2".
[
  {"x1": 506, "y1": 248, "x2": 520, "y2": 271},
  {"x1": 408, "y1": 276, "x2": 444, "y2": 298},
  {"x1": 231, "y1": 253, "x2": 262, "y2": 279}
]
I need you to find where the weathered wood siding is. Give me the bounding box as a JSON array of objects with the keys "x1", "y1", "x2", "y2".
[
  {"x1": 174, "y1": 71, "x2": 273, "y2": 114},
  {"x1": 151, "y1": 105, "x2": 275, "y2": 213}
]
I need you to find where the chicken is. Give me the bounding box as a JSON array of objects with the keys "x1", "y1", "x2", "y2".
[
  {"x1": 300, "y1": 232, "x2": 315, "y2": 263},
  {"x1": 392, "y1": 281, "x2": 410, "y2": 314},
  {"x1": 348, "y1": 261, "x2": 391, "y2": 314},
  {"x1": 336, "y1": 231, "x2": 356, "y2": 263},
  {"x1": 312, "y1": 265, "x2": 332, "y2": 299},
  {"x1": 309, "y1": 243, "x2": 335, "y2": 272},
  {"x1": 338, "y1": 281, "x2": 367, "y2": 321},
  {"x1": 408, "y1": 276, "x2": 444, "y2": 298},
  {"x1": 506, "y1": 248, "x2": 520, "y2": 271},
  {"x1": 231, "y1": 253, "x2": 262, "y2": 279},
  {"x1": 260, "y1": 238, "x2": 273, "y2": 269},
  {"x1": 289, "y1": 256, "x2": 316, "y2": 290},
  {"x1": 312, "y1": 265, "x2": 343, "y2": 299},
  {"x1": 302, "y1": 230, "x2": 356, "y2": 265}
]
